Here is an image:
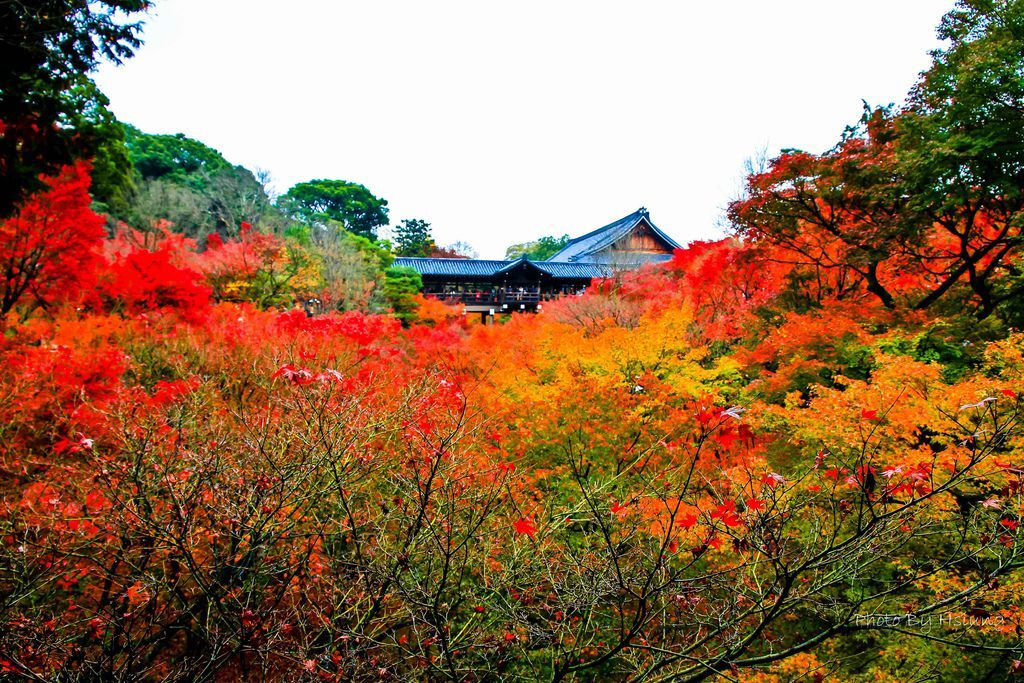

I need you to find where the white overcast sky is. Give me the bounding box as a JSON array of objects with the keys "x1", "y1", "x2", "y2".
[{"x1": 94, "y1": 1, "x2": 950, "y2": 258}]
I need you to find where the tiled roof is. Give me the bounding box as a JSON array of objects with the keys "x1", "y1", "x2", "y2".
[
  {"x1": 546, "y1": 208, "x2": 681, "y2": 263},
  {"x1": 392, "y1": 258, "x2": 512, "y2": 277},
  {"x1": 535, "y1": 261, "x2": 617, "y2": 279},
  {"x1": 393, "y1": 257, "x2": 616, "y2": 281}
]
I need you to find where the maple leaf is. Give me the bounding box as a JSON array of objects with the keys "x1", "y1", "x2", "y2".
[
  {"x1": 814, "y1": 450, "x2": 827, "y2": 468},
  {"x1": 713, "y1": 427, "x2": 742, "y2": 449},
  {"x1": 860, "y1": 409, "x2": 881, "y2": 422},
  {"x1": 316, "y1": 369, "x2": 344, "y2": 383},
  {"x1": 677, "y1": 514, "x2": 698, "y2": 530},
  {"x1": 855, "y1": 465, "x2": 876, "y2": 481},
  {"x1": 126, "y1": 581, "x2": 149, "y2": 606},
  {"x1": 272, "y1": 364, "x2": 313, "y2": 384},
  {"x1": 711, "y1": 501, "x2": 742, "y2": 528},
  {"x1": 513, "y1": 517, "x2": 537, "y2": 538},
  {"x1": 722, "y1": 405, "x2": 746, "y2": 419},
  {"x1": 959, "y1": 397, "x2": 996, "y2": 411},
  {"x1": 695, "y1": 406, "x2": 723, "y2": 427}
]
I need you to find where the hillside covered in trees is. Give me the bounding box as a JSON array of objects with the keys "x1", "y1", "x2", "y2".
[{"x1": 3, "y1": 1, "x2": 1024, "y2": 681}]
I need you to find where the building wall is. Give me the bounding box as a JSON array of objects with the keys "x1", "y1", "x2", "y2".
[{"x1": 610, "y1": 223, "x2": 673, "y2": 256}]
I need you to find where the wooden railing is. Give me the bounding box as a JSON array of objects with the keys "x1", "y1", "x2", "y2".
[{"x1": 424, "y1": 291, "x2": 552, "y2": 305}]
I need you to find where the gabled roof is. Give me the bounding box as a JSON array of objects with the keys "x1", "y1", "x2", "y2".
[
  {"x1": 494, "y1": 256, "x2": 541, "y2": 276},
  {"x1": 546, "y1": 208, "x2": 681, "y2": 263},
  {"x1": 393, "y1": 257, "x2": 616, "y2": 281}
]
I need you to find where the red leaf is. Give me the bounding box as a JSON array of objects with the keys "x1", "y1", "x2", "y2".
[
  {"x1": 677, "y1": 514, "x2": 698, "y2": 530},
  {"x1": 126, "y1": 581, "x2": 148, "y2": 606},
  {"x1": 696, "y1": 407, "x2": 723, "y2": 427},
  {"x1": 272, "y1": 365, "x2": 313, "y2": 384},
  {"x1": 711, "y1": 501, "x2": 743, "y2": 527},
  {"x1": 513, "y1": 517, "x2": 537, "y2": 538},
  {"x1": 713, "y1": 427, "x2": 742, "y2": 449}
]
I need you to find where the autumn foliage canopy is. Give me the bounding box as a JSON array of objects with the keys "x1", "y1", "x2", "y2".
[{"x1": 3, "y1": 2, "x2": 1024, "y2": 681}]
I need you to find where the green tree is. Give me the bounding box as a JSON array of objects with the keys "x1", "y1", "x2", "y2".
[
  {"x1": 122, "y1": 125, "x2": 271, "y2": 237},
  {"x1": 393, "y1": 218, "x2": 435, "y2": 257},
  {"x1": 64, "y1": 79, "x2": 135, "y2": 217},
  {"x1": 731, "y1": 0, "x2": 1024, "y2": 321},
  {"x1": 124, "y1": 125, "x2": 232, "y2": 186},
  {"x1": 288, "y1": 222, "x2": 394, "y2": 312},
  {"x1": 504, "y1": 234, "x2": 571, "y2": 261},
  {"x1": 0, "y1": 0, "x2": 148, "y2": 218},
  {"x1": 279, "y1": 179, "x2": 389, "y2": 239},
  {"x1": 382, "y1": 266, "x2": 423, "y2": 324},
  {"x1": 899, "y1": 0, "x2": 1024, "y2": 317}
]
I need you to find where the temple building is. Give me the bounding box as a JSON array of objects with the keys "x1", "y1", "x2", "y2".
[{"x1": 393, "y1": 208, "x2": 680, "y2": 321}]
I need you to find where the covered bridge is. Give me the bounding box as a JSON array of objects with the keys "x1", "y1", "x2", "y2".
[{"x1": 394, "y1": 208, "x2": 680, "y2": 320}]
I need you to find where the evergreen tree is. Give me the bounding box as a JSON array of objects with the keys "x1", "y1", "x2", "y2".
[{"x1": 394, "y1": 219, "x2": 435, "y2": 257}]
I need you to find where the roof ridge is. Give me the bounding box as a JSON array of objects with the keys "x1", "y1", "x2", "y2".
[
  {"x1": 545, "y1": 208, "x2": 681, "y2": 262},
  {"x1": 560, "y1": 208, "x2": 647, "y2": 248},
  {"x1": 567, "y1": 215, "x2": 647, "y2": 261}
]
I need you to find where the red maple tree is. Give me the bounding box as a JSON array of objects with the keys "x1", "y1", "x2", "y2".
[{"x1": 0, "y1": 162, "x2": 105, "y2": 316}]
